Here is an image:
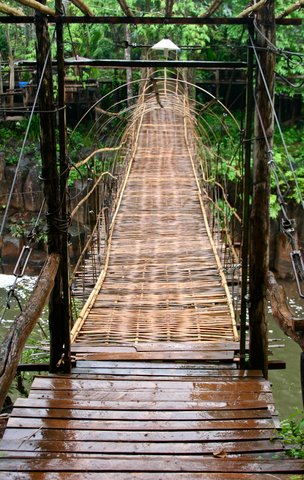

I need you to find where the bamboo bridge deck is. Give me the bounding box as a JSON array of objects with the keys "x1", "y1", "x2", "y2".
[{"x1": 1, "y1": 101, "x2": 303, "y2": 478}]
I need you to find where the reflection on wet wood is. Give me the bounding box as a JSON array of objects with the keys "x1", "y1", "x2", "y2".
[{"x1": 0, "y1": 355, "x2": 297, "y2": 476}]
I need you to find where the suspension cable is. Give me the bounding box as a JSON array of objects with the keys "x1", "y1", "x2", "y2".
[
  {"x1": 250, "y1": 34, "x2": 304, "y2": 209},
  {"x1": 0, "y1": 29, "x2": 56, "y2": 238},
  {"x1": 254, "y1": 87, "x2": 304, "y2": 298}
]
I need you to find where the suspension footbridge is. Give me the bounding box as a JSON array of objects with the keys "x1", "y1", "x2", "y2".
[{"x1": 0, "y1": 88, "x2": 303, "y2": 477}]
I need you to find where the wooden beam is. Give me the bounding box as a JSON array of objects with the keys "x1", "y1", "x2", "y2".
[
  {"x1": 117, "y1": 0, "x2": 133, "y2": 17},
  {"x1": 69, "y1": 0, "x2": 94, "y2": 16},
  {"x1": 276, "y1": 0, "x2": 304, "y2": 19},
  {"x1": 35, "y1": 7, "x2": 67, "y2": 373},
  {"x1": 165, "y1": 0, "x2": 174, "y2": 17},
  {"x1": 239, "y1": 25, "x2": 254, "y2": 370},
  {"x1": 0, "y1": 254, "x2": 60, "y2": 410},
  {"x1": 56, "y1": 0, "x2": 71, "y2": 373},
  {"x1": 1, "y1": 16, "x2": 300, "y2": 25},
  {"x1": 17, "y1": 59, "x2": 248, "y2": 68},
  {"x1": 237, "y1": 0, "x2": 267, "y2": 18},
  {"x1": 249, "y1": 0, "x2": 276, "y2": 378},
  {"x1": 0, "y1": 2, "x2": 25, "y2": 15},
  {"x1": 200, "y1": 0, "x2": 223, "y2": 18},
  {"x1": 14, "y1": 0, "x2": 55, "y2": 15}
]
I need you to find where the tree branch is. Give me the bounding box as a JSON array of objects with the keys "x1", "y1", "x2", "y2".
[
  {"x1": 200, "y1": 0, "x2": 223, "y2": 18},
  {"x1": 117, "y1": 0, "x2": 133, "y2": 17}
]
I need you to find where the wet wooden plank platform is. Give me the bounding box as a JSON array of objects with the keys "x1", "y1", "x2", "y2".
[
  {"x1": 1, "y1": 100, "x2": 302, "y2": 477},
  {"x1": 0, "y1": 347, "x2": 303, "y2": 477}
]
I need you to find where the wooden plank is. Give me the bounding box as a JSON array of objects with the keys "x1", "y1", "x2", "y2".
[
  {"x1": 27, "y1": 390, "x2": 275, "y2": 403},
  {"x1": 72, "y1": 363, "x2": 261, "y2": 375},
  {"x1": 70, "y1": 370, "x2": 263, "y2": 379},
  {"x1": 1, "y1": 439, "x2": 284, "y2": 455},
  {"x1": 135, "y1": 342, "x2": 239, "y2": 351},
  {"x1": 71, "y1": 342, "x2": 240, "y2": 352},
  {"x1": 71, "y1": 351, "x2": 235, "y2": 361},
  {"x1": 70, "y1": 370, "x2": 260, "y2": 380},
  {"x1": 7, "y1": 417, "x2": 275, "y2": 431},
  {"x1": 0, "y1": 457, "x2": 303, "y2": 473},
  {"x1": 10, "y1": 405, "x2": 273, "y2": 420},
  {"x1": 0, "y1": 473, "x2": 296, "y2": 480},
  {"x1": 13, "y1": 397, "x2": 272, "y2": 411},
  {"x1": 2, "y1": 428, "x2": 278, "y2": 442},
  {"x1": 30, "y1": 377, "x2": 271, "y2": 392}
]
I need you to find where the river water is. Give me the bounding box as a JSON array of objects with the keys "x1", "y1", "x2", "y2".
[{"x1": 0, "y1": 274, "x2": 303, "y2": 419}]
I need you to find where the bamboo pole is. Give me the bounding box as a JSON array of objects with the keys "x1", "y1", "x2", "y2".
[
  {"x1": 0, "y1": 254, "x2": 60, "y2": 410},
  {"x1": 237, "y1": 0, "x2": 267, "y2": 18},
  {"x1": 0, "y1": 2, "x2": 25, "y2": 15},
  {"x1": 15, "y1": 0, "x2": 55, "y2": 15},
  {"x1": 276, "y1": 0, "x2": 304, "y2": 19}
]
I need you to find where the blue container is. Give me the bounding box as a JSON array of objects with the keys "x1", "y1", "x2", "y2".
[{"x1": 18, "y1": 81, "x2": 28, "y2": 88}]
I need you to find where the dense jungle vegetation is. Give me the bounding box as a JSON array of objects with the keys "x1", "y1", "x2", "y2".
[{"x1": 0, "y1": 0, "x2": 303, "y2": 219}]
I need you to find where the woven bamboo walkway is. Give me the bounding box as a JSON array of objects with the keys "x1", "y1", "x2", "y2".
[
  {"x1": 72, "y1": 103, "x2": 237, "y2": 346},
  {"x1": 1, "y1": 99, "x2": 303, "y2": 478}
]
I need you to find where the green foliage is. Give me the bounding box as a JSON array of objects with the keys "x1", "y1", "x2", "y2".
[
  {"x1": 280, "y1": 409, "x2": 304, "y2": 458},
  {"x1": 9, "y1": 218, "x2": 46, "y2": 243},
  {"x1": 0, "y1": 116, "x2": 41, "y2": 166},
  {"x1": 272, "y1": 123, "x2": 304, "y2": 207}
]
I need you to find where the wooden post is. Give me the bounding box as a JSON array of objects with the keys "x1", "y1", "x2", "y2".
[
  {"x1": 239, "y1": 26, "x2": 254, "y2": 369},
  {"x1": 56, "y1": 1, "x2": 71, "y2": 372},
  {"x1": 35, "y1": 5, "x2": 70, "y2": 372},
  {"x1": 249, "y1": 0, "x2": 276, "y2": 378}
]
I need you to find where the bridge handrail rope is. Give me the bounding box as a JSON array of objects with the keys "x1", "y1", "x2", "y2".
[{"x1": 182, "y1": 91, "x2": 239, "y2": 340}]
